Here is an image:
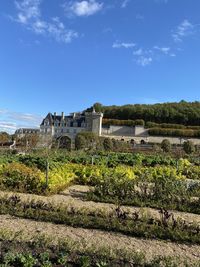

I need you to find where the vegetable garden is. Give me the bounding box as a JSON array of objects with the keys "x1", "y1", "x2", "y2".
[{"x1": 0, "y1": 150, "x2": 200, "y2": 266}]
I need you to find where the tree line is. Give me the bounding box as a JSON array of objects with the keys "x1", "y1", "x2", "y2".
[{"x1": 90, "y1": 101, "x2": 200, "y2": 126}]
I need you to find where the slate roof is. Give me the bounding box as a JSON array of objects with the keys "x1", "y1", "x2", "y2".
[{"x1": 40, "y1": 113, "x2": 86, "y2": 127}]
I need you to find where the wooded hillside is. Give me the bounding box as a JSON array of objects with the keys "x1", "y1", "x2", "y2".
[{"x1": 91, "y1": 101, "x2": 200, "y2": 126}]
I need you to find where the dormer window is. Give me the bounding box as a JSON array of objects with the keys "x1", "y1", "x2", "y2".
[
  {"x1": 55, "y1": 120, "x2": 60, "y2": 127},
  {"x1": 44, "y1": 119, "x2": 49, "y2": 126}
]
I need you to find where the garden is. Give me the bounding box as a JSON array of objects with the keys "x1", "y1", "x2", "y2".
[{"x1": 0, "y1": 150, "x2": 200, "y2": 266}]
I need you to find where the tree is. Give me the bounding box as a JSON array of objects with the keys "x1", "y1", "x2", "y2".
[
  {"x1": 93, "y1": 102, "x2": 103, "y2": 112},
  {"x1": 75, "y1": 134, "x2": 86, "y2": 150},
  {"x1": 161, "y1": 139, "x2": 171, "y2": 153},
  {"x1": 0, "y1": 132, "x2": 10, "y2": 144},
  {"x1": 19, "y1": 133, "x2": 39, "y2": 150},
  {"x1": 75, "y1": 132, "x2": 98, "y2": 150},
  {"x1": 183, "y1": 141, "x2": 195, "y2": 154}
]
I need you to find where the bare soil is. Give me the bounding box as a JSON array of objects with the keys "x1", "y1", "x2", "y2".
[
  {"x1": 0, "y1": 185, "x2": 200, "y2": 225},
  {"x1": 0, "y1": 214, "x2": 200, "y2": 262},
  {"x1": 0, "y1": 185, "x2": 200, "y2": 262}
]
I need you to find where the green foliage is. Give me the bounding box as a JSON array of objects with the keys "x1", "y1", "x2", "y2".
[
  {"x1": 183, "y1": 141, "x2": 195, "y2": 154},
  {"x1": 102, "y1": 118, "x2": 144, "y2": 126},
  {"x1": 0, "y1": 132, "x2": 11, "y2": 144},
  {"x1": 98, "y1": 101, "x2": 200, "y2": 126},
  {"x1": 103, "y1": 138, "x2": 113, "y2": 151},
  {"x1": 75, "y1": 132, "x2": 99, "y2": 150},
  {"x1": 161, "y1": 139, "x2": 171, "y2": 152},
  {"x1": 0, "y1": 162, "x2": 45, "y2": 193},
  {"x1": 1, "y1": 195, "x2": 200, "y2": 245},
  {"x1": 0, "y1": 239, "x2": 197, "y2": 267},
  {"x1": 148, "y1": 128, "x2": 200, "y2": 137}
]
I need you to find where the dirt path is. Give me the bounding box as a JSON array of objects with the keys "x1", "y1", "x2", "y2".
[
  {"x1": 0, "y1": 214, "x2": 199, "y2": 262},
  {"x1": 0, "y1": 185, "x2": 200, "y2": 225}
]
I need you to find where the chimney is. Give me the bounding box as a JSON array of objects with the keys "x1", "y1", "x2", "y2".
[
  {"x1": 61, "y1": 112, "x2": 64, "y2": 119},
  {"x1": 54, "y1": 112, "x2": 57, "y2": 117}
]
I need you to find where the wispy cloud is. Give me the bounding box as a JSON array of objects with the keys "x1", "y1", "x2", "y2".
[
  {"x1": 132, "y1": 46, "x2": 177, "y2": 66},
  {"x1": 154, "y1": 46, "x2": 170, "y2": 54},
  {"x1": 13, "y1": 0, "x2": 78, "y2": 43},
  {"x1": 136, "y1": 56, "x2": 153, "y2": 67},
  {"x1": 64, "y1": 0, "x2": 103, "y2": 17},
  {"x1": 172, "y1": 19, "x2": 195, "y2": 42},
  {"x1": 112, "y1": 41, "x2": 136, "y2": 49},
  {"x1": 0, "y1": 109, "x2": 42, "y2": 133},
  {"x1": 121, "y1": 0, "x2": 130, "y2": 8},
  {"x1": 132, "y1": 48, "x2": 153, "y2": 66}
]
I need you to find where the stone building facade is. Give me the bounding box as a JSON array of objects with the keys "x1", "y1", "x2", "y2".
[
  {"x1": 15, "y1": 128, "x2": 40, "y2": 138},
  {"x1": 40, "y1": 109, "x2": 103, "y2": 140}
]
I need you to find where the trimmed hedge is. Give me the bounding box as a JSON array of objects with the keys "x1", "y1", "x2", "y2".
[
  {"x1": 102, "y1": 118, "x2": 145, "y2": 126},
  {"x1": 148, "y1": 128, "x2": 200, "y2": 137}
]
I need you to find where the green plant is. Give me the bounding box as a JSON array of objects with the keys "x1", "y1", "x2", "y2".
[
  {"x1": 183, "y1": 141, "x2": 195, "y2": 154},
  {"x1": 161, "y1": 139, "x2": 171, "y2": 153}
]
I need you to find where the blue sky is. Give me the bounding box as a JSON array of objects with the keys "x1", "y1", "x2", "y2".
[{"x1": 0, "y1": 0, "x2": 200, "y2": 132}]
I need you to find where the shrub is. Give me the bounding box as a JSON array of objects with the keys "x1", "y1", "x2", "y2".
[
  {"x1": 161, "y1": 139, "x2": 171, "y2": 153},
  {"x1": 0, "y1": 162, "x2": 44, "y2": 193},
  {"x1": 75, "y1": 132, "x2": 99, "y2": 150},
  {"x1": 103, "y1": 138, "x2": 113, "y2": 151},
  {"x1": 183, "y1": 141, "x2": 195, "y2": 154},
  {"x1": 148, "y1": 128, "x2": 200, "y2": 137}
]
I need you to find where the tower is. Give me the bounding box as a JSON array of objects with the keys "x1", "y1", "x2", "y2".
[{"x1": 85, "y1": 108, "x2": 103, "y2": 136}]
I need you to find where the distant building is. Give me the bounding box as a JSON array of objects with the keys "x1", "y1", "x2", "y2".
[
  {"x1": 15, "y1": 128, "x2": 40, "y2": 138},
  {"x1": 40, "y1": 109, "x2": 103, "y2": 140}
]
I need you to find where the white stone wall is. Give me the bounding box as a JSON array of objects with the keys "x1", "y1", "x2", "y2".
[
  {"x1": 102, "y1": 134, "x2": 200, "y2": 145},
  {"x1": 134, "y1": 126, "x2": 148, "y2": 136},
  {"x1": 102, "y1": 125, "x2": 134, "y2": 136}
]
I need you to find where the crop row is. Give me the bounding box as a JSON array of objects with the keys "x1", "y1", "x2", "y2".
[
  {"x1": 0, "y1": 159, "x2": 200, "y2": 192},
  {"x1": 0, "y1": 195, "x2": 200, "y2": 245},
  {"x1": 1, "y1": 151, "x2": 200, "y2": 170},
  {"x1": 0, "y1": 230, "x2": 198, "y2": 267}
]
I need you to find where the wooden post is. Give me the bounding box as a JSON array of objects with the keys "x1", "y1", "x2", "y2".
[{"x1": 46, "y1": 159, "x2": 49, "y2": 188}]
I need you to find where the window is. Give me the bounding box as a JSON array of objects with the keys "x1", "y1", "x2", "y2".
[
  {"x1": 44, "y1": 120, "x2": 49, "y2": 126},
  {"x1": 73, "y1": 129, "x2": 77, "y2": 134}
]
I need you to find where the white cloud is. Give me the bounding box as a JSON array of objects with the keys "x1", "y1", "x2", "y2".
[
  {"x1": 133, "y1": 48, "x2": 143, "y2": 56},
  {"x1": 15, "y1": 0, "x2": 41, "y2": 23},
  {"x1": 136, "y1": 56, "x2": 152, "y2": 67},
  {"x1": 121, "y1": 0, "x2": 130, "y2": 8},
  {"x1": 172, "y1": 19, "x2": 195, "y2": 42},
  {"x1": 132, "y1": 48, "x2": 153, "y2": 66},
  {"x1": 154, "y1": 46, "x2": 170, "y2": 54},
  {"x1": 112, "y1": 42, "x2": 136, "y2": 49},
  {"x1": 14, "y1": 0, "x2": 78, "y2": 43},
  {"x1": 64, "y1": 0, "x2": 103, "y2": 17},
  {"x1": 0, "y1": 109, "x2": 42, "y2": 133}
]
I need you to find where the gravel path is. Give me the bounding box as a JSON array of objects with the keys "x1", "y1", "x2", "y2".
[
  {"x1": 0, "y1": 214, "x2": 200, "y2": 262},
  {"x1": 0, "y1": 185, "x2": 200, "y2": 225}
]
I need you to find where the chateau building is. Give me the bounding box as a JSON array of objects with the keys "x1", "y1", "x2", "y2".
[
  {"x1": 40, "y1": 109, "x2": 103, "y2": 140},
  {"x1": 15, "y1": 128, "x2": 40, "y2": 138}
]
